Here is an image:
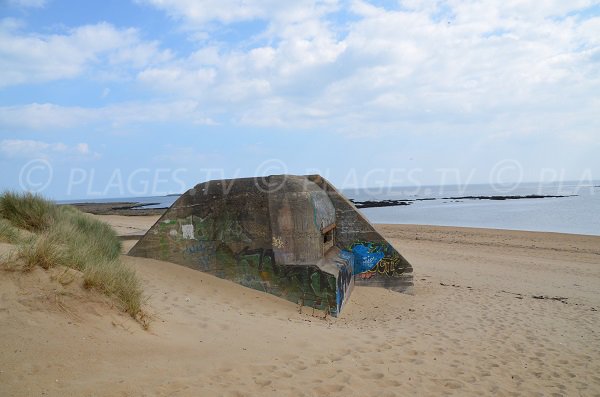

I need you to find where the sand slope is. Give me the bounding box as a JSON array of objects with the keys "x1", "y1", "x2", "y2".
[{"x1": 1, "y1": 219, "x2": 599, "y2": 396}]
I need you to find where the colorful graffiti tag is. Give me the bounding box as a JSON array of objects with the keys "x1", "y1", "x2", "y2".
[
  {"x1": 131, "y1": 175, "x2": 413, "y2": 317},
  {"x1": 156, "y1": 216, "x2": 342, "y2": 315},
  {"x1": 147, "y1": 219, "x2": 400, "y2": 314},
  {"x1": 230, "y1": 246, "x2": 339, "y2": 314},
  {"x1": 343, "y1": 241, "x2": 405, "y2": 279},
  {"x1": 334, "y1": 250, "x2": 354, "y2": 313}
]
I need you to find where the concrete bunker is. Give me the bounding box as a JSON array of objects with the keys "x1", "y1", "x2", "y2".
[{"x1": 129, "y1": 175, "x2": 413, "y2": 316}]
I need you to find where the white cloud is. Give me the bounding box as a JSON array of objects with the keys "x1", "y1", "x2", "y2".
[
  {"x1": 0, "y1": 103, "x2": 94, "y2": 130},
  {"x1": 0, "y1": 101, "x2": 216, "y2": 131},
  {"x1": 139, "y1": 0, "x2": 268, "y2": 24},
  {"x1": 0, "y1": 20, "x2": 172, "y2": 87},
  {"x1": 131, "y1": 1, "x2": 599, "y2": 140},
  {"x1": 137, "y1": 0, "x2": 339, "y2": 25},
  {"x1": 7, "y1": 0, "x2": 47, "y2": 8},
  {"x1": 134, "y1": 3, "x2": 348, "y2": 114},
  {"x1": 2, "y1": 1, "x2": 598, "y2": 149},
  {"x1": 0, "y1": 139, "x2": 99, "y2": 160},
  {"x1": 75, "y1": 143, "x2": 90, "y2": 155},
  {"x1": 137, "y1": 67, "x2": 217, "y2": 93},
  {"x1": 107, "y1": 100, "x2": 216, "y2": 127},
  {"x1": 109, "y1": 41, "x2": 173, "y2": 68}
]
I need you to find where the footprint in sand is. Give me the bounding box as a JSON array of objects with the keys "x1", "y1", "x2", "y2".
[
  {"x1": 313, "y1": 384, "x2": 344, "y2": 394},
  {"x1": 433, "y1": 378, "x2": 465, "y2": 390},
  {"x1": 367, "y1": 372, "x2": 385, "y2": 380},
  {"x1": 277, "y1": 371, "x2": 293, "y2": 378},
  {"x1": 339, "y1": 348, "x2": 352, "y2": 355},
  {"x1": 293, "y1": 361, "x2": 308, "y2": 371},
  {"x1": 253, "y1": 378, "x2": 271, "y2": 387},
  {"x1": 384, "y1": 379, "x2": 402, "y2": 387},
  {"x1": 225, "y1": 391, "x2": 247, "y2": 397}
]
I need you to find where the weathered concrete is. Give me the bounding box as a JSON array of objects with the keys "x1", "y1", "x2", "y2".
[
  {"x1": 308, "y1": 175, "x2": 413, "y2": 291},
  {"x1": 129, "y1": 175, "x2": 413, "y2": 316}
]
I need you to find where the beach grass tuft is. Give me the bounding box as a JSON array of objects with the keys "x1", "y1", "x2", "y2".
[
  {"x1": 0, "y1": 191, "x2": 56, "y2": 232},
  {"x1": 0, "y1": 218, "x2": 22, "y2": 244},
  {"x1": 83, "y1": 259, "x2": 143, "y2": 316},
  {"x1": 17, "y1": 232, "x2": 66, "y2": 271},
  {"x1": 0, "y1": 191, "x2": 144, "y2": 320}
]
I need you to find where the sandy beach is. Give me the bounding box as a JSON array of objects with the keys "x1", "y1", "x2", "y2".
[{"x1": 1, "y1": 215, "x2": 599, "y2": 396}]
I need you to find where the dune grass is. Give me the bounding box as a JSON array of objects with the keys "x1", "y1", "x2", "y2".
[
  {"x1": 0, "y1": 191, "x2": 56, "y2": 232},
  {"x1": 17, "y1": 232, "x2": 65, "y2": 271},
  {"x1": 0, "y1": 192, "x2": 144, "y2": 320},
  {"x1": 0, "y1": 218, "x2": 22, "y2": 244}
]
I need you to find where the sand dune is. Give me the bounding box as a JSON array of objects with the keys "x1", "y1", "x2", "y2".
[{"x1": 1, "y1": 217, "x2": 599, "y2": 396}]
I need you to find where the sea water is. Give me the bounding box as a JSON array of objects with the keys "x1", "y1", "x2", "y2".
[{"x1": 343, "y1": 182, "x2": 600, "y2": 236}]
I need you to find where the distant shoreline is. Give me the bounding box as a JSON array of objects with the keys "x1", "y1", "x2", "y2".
[
  {"x1": 350, "y1": 194, "x2": 577, "y2": 209},
  {"x1": 68, "y1": 192, "x2": 577, "y2": 215},
  {"x1": 65, "y1": 202, "x2": 167, "y2": 216}
]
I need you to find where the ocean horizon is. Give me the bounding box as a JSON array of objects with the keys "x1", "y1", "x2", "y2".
[{"x1": 58, "y1": 180, "x2": 600, "y2": 237}]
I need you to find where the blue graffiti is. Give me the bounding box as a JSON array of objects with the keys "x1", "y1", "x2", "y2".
[
  {"x1": 344, "y1": 242, "x2": 385, "y2": 274},
  {"x1": 184, "y1": 241, "x2": 216, "y2": 270},
  {"x1": 337, "y1": 250, "x2": 355, "y2": 270},
  {"x1": 334, "y1": 251, "x2": 354, "y2": 313}
]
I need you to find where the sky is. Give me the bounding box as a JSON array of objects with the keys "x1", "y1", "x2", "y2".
[{"x1": 0, "y1": 0, "x2": 599, "y2": 199}]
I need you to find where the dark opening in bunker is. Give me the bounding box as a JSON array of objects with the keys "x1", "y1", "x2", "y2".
[{"x1": 322, "y1": 223, "x2": 336, "y2": 254}]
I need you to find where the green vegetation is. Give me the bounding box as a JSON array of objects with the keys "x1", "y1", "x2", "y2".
[
  {"x1": 0, "y1": 191, "x2": 56, "y2": 232},
  {"x1": 0, "y1": 192, "x2": 144, "y2": 320},
  {"x1": 0, "y1": 218, "x2": 22, "y2": 244}
]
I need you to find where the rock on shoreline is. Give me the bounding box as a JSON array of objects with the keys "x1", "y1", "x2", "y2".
[{"x1": 350, "y1": 194, "x2": 575, "y2": 209}]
